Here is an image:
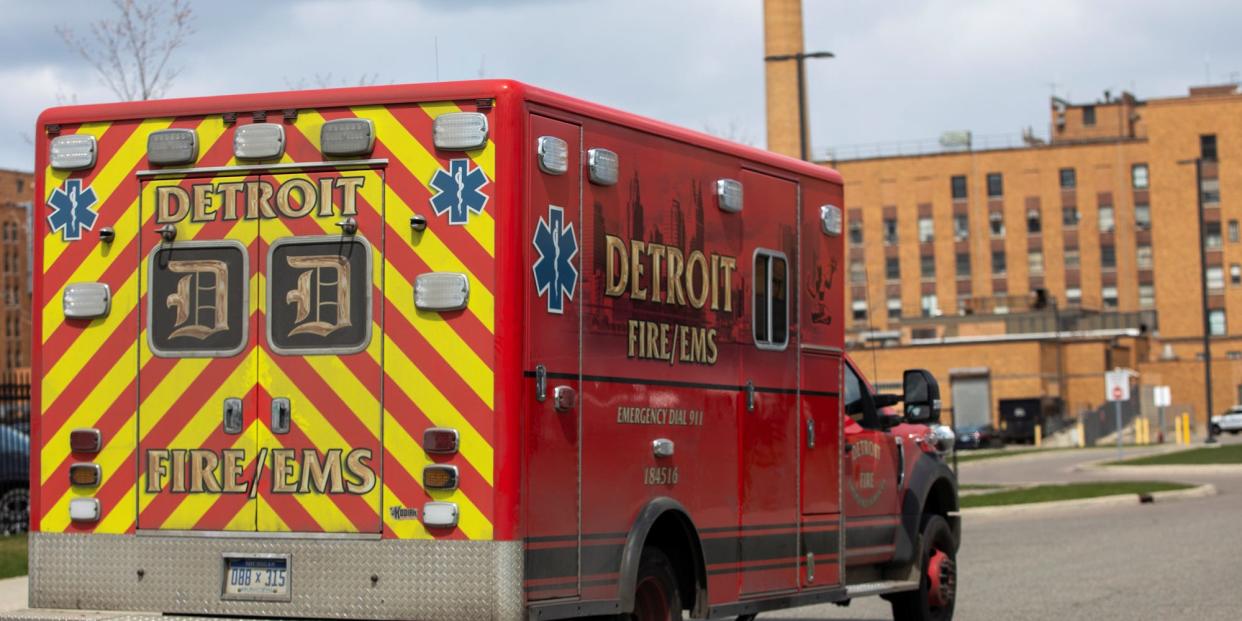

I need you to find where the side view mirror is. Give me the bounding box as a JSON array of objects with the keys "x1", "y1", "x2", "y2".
[{"x1": 902, "y1": 369, "x2": 941, "y2": 424}]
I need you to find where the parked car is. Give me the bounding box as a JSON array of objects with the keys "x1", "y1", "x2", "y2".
[
  {"x1": 0, "y1": 424, "x2": 28, "y2": 534},
  {"x1": 1210, "y1": 406, "x2": 1242, "y2": 435},
  {"x1": 956, "y1": 423, "x2": 1004, "y2": 450}
]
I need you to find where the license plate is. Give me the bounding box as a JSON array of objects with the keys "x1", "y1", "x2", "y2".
[{"x1": 223, "y1": 555, "x2": 290, "y2": 601}]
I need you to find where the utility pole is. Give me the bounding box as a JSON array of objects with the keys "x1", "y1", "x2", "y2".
[{"x1": 1181, "y1": 156, "x2": 1219, "y2": 444}]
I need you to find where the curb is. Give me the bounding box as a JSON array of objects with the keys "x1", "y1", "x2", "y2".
[
  {"x1": 961, "y1": 483, "x2": 1216, "y2": 517},
  {"x1": 1076, "y1": 459, "x2": 1242, "y2": 475}
]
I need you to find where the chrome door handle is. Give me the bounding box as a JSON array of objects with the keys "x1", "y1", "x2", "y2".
[
  {"x1": 271, "y1": 397, "x2": 291, "y2": 434},
  {"x1": 223, "y1": 397, "x2": 243, "y2": 435},
  {"x1": 807, "y1": 419, "x2": 816, "y2": 448},
  {"x1": 155, "y1": 223, "x2": 177, "y2": 242}
]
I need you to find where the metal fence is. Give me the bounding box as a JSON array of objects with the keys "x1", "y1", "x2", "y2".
[
  {"x1": 0, "y1": 375, "x2": 29, "y2": 534},
  {"x1": 1081, "y1": 396, "x2": 1140, "y2": 447}
]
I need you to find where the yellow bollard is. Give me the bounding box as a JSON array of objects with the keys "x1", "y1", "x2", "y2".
[
  {"x1": 1077, "y1": 421, "x2": 1086, "y2": 448},
  {"x1": 1035, "y1": 424, "x2": 1042, "y2": 448},
  {"x1": 1142, "y1": 419, "x2": 1150, "y2": 445},
  {"x1": 1137, "y1": 419, "x2": 1145, "y2": 445}
]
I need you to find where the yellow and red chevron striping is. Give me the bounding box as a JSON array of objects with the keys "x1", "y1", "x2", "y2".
[{"x1": 39, "y1": 100, "x2": 497, "y2": 540}]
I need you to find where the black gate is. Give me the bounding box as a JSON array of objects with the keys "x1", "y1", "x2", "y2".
[{"x1": 0, "y1": 374, "x2": 29, "y2": 534}]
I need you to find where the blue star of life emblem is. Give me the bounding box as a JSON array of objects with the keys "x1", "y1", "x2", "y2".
[
  {"x1": 46, "y1": 179, "x2": 99, "y2": 241},
  {"x1": 429, "y1": 158, "x2": 489, "y2": 225},
  {"x1": 532, "y1": 204, "x2": 578, "y2": 314}
]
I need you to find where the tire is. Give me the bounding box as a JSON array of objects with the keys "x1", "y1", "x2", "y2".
[
  {"x1": 890, "y1": 514, "x2": 957, "y2": 621},
  {"x1": 0, "y1": 487, "x2": 28, "y2": 535},
  {"x1": 736, "y1": 615, "x2": 758, "y2": 621},
  {"x1": 630, "y1": 548, "x2": 682, "y2": 621},
  {"x1": 1230, "y1": 430, "x2": 1239, "y2": 436},
  {"x1": 1210, "y1": 425, "x2": 1222, "y2": 436}
]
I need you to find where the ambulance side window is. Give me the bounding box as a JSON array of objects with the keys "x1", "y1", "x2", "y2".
[
  {"x1": 753, "y1": 250, "x2": 789, "y2": 350},
  {"x1": 844, "y1": 365, "x2": 865, "y2": 423}
]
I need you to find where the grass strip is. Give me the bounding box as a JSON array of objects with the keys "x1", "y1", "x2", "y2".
[
  {"x1": 1111, "y1": 443, "x2": 1242, "y2": 465},
  {"x1": 0, "y1": 534, "x2": 25, "y2": 579},
  {"x1": 960, "y1": 481, "x2": 1191, "y2": 509}
]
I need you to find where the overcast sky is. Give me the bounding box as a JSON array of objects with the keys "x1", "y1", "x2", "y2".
[{"x1": 3, "y1": 0, "x2": 1241, "y2": 171}]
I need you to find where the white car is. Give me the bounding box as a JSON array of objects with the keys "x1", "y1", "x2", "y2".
[{"x1": 1210, "y1": 406, "x2": 1242, "y2": 435}]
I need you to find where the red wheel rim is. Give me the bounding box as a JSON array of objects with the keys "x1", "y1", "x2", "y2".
[
  {"x1": 926, "y1": 548, "x2": 956, "y2": 609},
  {"x1": 633, "y1": 575, "x2": 670, "y2": 621}
]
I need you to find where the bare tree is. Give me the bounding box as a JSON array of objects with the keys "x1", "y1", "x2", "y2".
[
  {"x1": 703, "y1": 120, "x2": 755, "y2": 147},
  {"x1": 56, "y1": 0, "x2": 195, "y2": 101}
]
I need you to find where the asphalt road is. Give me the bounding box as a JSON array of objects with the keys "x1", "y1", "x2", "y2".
[{"x1": 765, "y1": 436, "x2": 1242, "y2": 621}]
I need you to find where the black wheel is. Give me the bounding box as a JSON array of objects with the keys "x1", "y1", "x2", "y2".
[
  {"x1": 890, "y1": 514, "x2": 956, "y2": 621},
  {"x1": 0, "y1": 487, "x2": 28, "y2": 534},
  {"x1": 736, "y1": 615, "x2": 758, "y2": 621},
  {"x1": 1210, "y1": 424, "x2": 1222, "y2": 435},
  {"x1": 1230, "y1": 430, "x2": 1240, "y2": 436},
  {"x1": 630, "y1": 548, "x2": 681, "y2": 621}
]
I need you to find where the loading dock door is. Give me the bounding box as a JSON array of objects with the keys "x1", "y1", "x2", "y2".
[{"x1": 950, "y1": 369, "x2": 992, "y2": 429}]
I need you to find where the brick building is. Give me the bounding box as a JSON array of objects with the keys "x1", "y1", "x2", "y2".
[
  {"x1": 760, "y1": 1, "x2": 1242, "y2": 435},
  {"x1": 0, "y1": 169, "x2": 32, "y2": 376}
]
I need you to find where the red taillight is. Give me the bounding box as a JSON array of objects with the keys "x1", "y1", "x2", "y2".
[
  {"x1": 70, "y1": 428, "x2": 102, "y2": 454},
  {"x1": 422, "y1": 428, "x2": 459, "y2": 455}
]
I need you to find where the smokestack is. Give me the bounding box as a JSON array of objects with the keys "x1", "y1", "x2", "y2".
[{"x1": 764, "y1": 0, "x2": 805, "y2": 159}]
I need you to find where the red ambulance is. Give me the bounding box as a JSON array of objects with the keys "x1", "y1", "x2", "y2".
[{"x1": 26, "y1": 80, "x2": 959, "y2": 621}]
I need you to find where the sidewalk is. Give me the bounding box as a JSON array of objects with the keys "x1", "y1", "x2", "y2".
[{"x1": 0, "y1": 576, "x2": 24, "y2": 612}]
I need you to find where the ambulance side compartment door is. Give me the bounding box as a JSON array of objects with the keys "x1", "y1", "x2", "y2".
[{"x1": 523, "y1": 112, "x2": 583, "y2": 600}]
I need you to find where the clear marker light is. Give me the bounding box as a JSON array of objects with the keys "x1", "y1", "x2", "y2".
[
  {"x1": 147, "y1": 128, "x2": 198, "y2": 166},
  {"x1": 321, "y1": 118, "x2": 375, "y2": 157},
  {"x1": 433, "y1": 112, "x2": 488, "y2": 150},
  {"x1": 50, "y1": 134, "x2": 97, "y2": 170}
]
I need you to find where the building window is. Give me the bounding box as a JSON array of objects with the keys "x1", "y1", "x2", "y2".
[
  {"x1": 955, "y1": 252, "x2": 971, "y2": 278},
  {"x1": 1098, "y1": 206, "x2": 1114, "y2": 233},
  {"x1": 921, "y1": 255, "x2": 936, "y2": 279},
  {"x1": 1066, "y1": 287, "x2": 1082, "y2": 306},
  {"x1": 1083, "y1": 105, "x2": 1096, "y2": 126},
  {"x1": 951, "y1": 175, "x2": 968, "y2": 200},
  {"x1": 1026, "y1": 208, "x2": 1041, "y2": 234},
  {"x1": 883, "y1": 217, "x2": 898, "y2": 245},
  {"x1": 849, "y1": 219, "x2": 863, "y2": 245},
  {"x1": 1131, "y1": 164, "x2": 1149, "y2": 189},
  {"x1": 1202, "y1": 134, "x2": 1218, "y2": 161},
  {"x1": 1231, "y1": 220, "x2": 1240, "y2": 243},
  {"x1": 849, "y1": 260, "x2": 867, "y2": 284},
  {"x1": 1065, "y1": 248, "x2": 1081, "y2": 268},
  {"x1": 1102, "y1": 286, "x2": 1118, "y2": 309},
  {"x1": 1232, "y1": 264, "x2": 1242, "y2": 286},
  {"x1": 1210, "y1": 309, "x2": 1227, "y2": 336},
  {"x1": 953, "y1": 214, "x2": 969, "y2": 241},
  {"x1": 989, "y1": 212, "x2": 1005, "y2": 236},
  {"x1": 1028, "y1": 250, "x2": 1044, "y2": 275},
  {"x1": 852, "y1": 299, "x2": 867, "y2": 322},
  {"x1": 15, "y1": 179, "x2": 23, "y2": 194},
  {"x1": 991, "y1": 251, "x2": 1006, "y2": 275},
  {"x1": 1137, "y1": 244, "x2": 1153, "y2": 269},
  {"x1": 1201, "y1": 178, "x2": 1221, "y2": 204},
  {"x1": 1059, "y1": 168, "x2": 1076, "y2": 189},
  {"x1": 752, "y1": 251, "x2": 788, "y2": 349},
  {"x1": 921, "y1": 294, "x2": 939, "y2": 318},
  {"x1": 986, "y1": 173, "x2": 1003, "y2": 198},
  {"x1": 918, "y1": 217, "x2": 935, "y2": 243},
  {"x1": 1135, "y1": 203, "x2": 1151, "y2": 229},
  {"x1": 1063, "y1": 207, "x2": 1079, "y2": 227},
  {"x1": 885, "y1": 257, "x2": 900, "y2": 281},
  {"x1": 1139, "y1": 285, "x2": 1155, "y2": 308},
  {"x1": 887, "y1": 298, "x2": 902, "y2": 319},
  {"x1": 1101, "y1": 245, "x2": 1116, "y2": 270},
  {"x1": 1206, "y1": 221, "x2": 1223, "y2": 249},
  {"x1": 1208, "y1": 266, "x2": 1225, "y2": 291}
]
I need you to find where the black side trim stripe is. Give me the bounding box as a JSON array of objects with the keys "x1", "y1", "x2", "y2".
[{"x1": 522, "y1": 370, "x2": 839, "y2": 398}]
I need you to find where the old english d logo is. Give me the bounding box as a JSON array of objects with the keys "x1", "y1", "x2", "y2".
[
  {"x1": 285, "y1": 255, "x2": 352, "y2": 337},
  {"x1": 269, "y1": 238, "x2": 371, "y2": 354},
  {"x1": 149, "y1": 243, "x2": 248, "y2": 357},
  {"x1": 166, "y1": 259, "x2": 230, "y2": 339}
]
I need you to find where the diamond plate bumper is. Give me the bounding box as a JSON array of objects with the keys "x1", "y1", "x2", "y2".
[{"x1": 20, "y1": 533, "x2": 524, "y2": 621}]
